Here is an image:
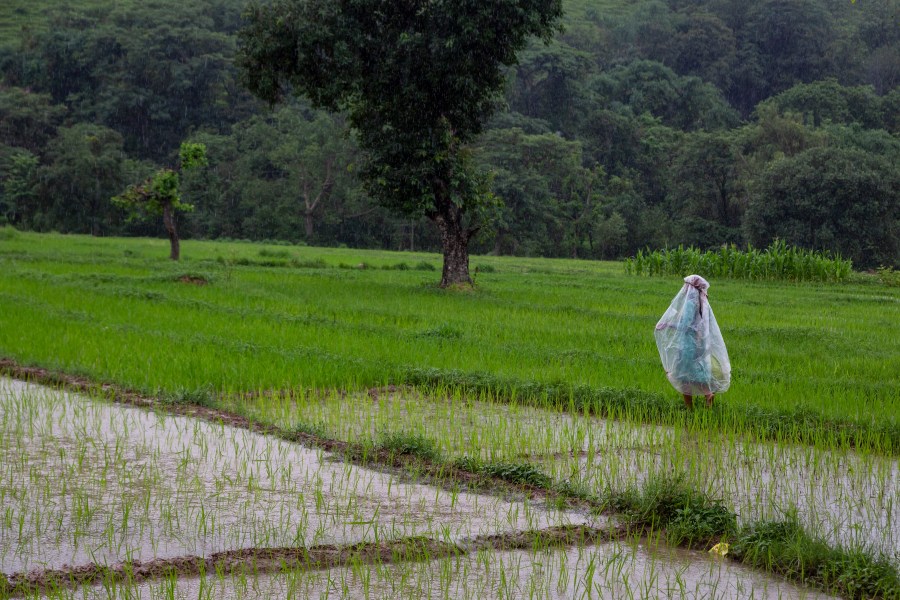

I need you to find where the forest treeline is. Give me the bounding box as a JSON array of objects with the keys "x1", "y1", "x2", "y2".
[{"x1": 0, "y1": 0, "x2": 897, "y2": 267}]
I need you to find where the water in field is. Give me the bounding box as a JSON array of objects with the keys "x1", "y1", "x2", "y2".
[
  {"x1": 0, "y1": 378, "x2": 594, "y2": 573},
  {"x1": 247, "y1": 389, "x2": 900, "y2": 562},
  {"x1": 40, "y1": 542, "x2": 836, "y2": 600}
]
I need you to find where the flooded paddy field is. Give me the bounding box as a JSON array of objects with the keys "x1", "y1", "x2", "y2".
[
  {"x1": 21, "y1": 541, "x2": 836, "y2": 600},
  {"x1": 230, "y1": 389, "x2": 900, "y2": 563},
  {"x1": 1, "y1": 380, "x2": 861, "y2": 599},
  {"x1": 0, "y1": 379, "x2": 592, "y2": 574}
]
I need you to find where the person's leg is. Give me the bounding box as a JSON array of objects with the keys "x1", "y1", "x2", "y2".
[
  {"x1": 705, "y1": 393, "x2": 715, "y2": 407},
  {"x1": 683, "y1": 394, "x2": 694, "y2": 409}
]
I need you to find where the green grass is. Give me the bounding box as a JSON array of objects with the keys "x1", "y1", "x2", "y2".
[{"x1": 1, "y1": 231, "x2": 896, "y2": 434}]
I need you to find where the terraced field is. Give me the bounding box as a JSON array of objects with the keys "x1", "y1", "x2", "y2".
[{"x1": 0, "y1": 230, "x2": 898, "y2": 598}]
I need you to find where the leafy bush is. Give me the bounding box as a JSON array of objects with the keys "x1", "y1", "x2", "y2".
[
  {"x1": 259, "y1": 248, "x2": 291, "y2": 258},
  {"x1": 453, "y1": 456, "x2": 553, "y2": 487},
  {"x1": 159, "y1": 386, "x2": 216, "y2": 408},
  {"x1": 621, "y1": 474, "x2": 736, "y2": 547},
  {"x1": 376, "y1": 432, "x2": 441, "y2": 462},
  {"x1": 292, "y1": 420, "x2": 328, "y2": 438}
]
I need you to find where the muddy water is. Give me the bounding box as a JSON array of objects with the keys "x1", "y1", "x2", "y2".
[
  {"x1": 0, "y1": 379, "x2": 595, "y2": 573},
  {"x1": 240, "y1": 391, "x2": 900, "y2": 561},
  {"x1": 38, "y1": 541, "x2": 836, "y2": 600}
]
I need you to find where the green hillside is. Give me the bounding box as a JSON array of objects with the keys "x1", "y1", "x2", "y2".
[{"x1": 0, "y1": 0, "x2": 637, "y2": 47}]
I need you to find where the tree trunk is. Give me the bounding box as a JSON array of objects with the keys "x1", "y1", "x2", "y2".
[
  {"x1": 304, "y1": 211, "x2": 314, "y2": 239},
  {"x1": 162, "y1": 203, "x2": 180, "y2": 261},
  {"x1": 432, "y1": 199, "x2": 471, "y2": 287}
]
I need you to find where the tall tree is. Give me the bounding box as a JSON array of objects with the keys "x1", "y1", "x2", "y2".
[
  {"x1": 744, "y1": 146, "x2": 899, "y2": 269},
  {"x1": 237, "y1": 0, "x2": 564, "y2": 286},
  {"x1": 40, "y1": 124, "x2": 129, "y2": 236}
]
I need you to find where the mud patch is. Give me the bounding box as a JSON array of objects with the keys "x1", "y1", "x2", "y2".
[{"x1": 3, "y1": 536, "x2": 461, "y2": 596}]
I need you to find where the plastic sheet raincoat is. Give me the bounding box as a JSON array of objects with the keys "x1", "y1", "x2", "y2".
[{"x1": 654, "y1": 275, "x2": 731, "y2": 396}]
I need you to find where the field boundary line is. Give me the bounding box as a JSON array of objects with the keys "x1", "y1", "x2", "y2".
[{"x1": 0, "y1": 525, "x2": 626, "y2": 596}]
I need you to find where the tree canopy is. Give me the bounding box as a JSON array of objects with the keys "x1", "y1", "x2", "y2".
[
  {"x1": 238, "y1": 0, "x2": 564, "y2": 285},
  {"x1": 0, "y1": 0, "x2": 897, "y2": 268}
]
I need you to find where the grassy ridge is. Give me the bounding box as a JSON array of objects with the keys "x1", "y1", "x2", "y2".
[{"x1": 0, "y1": 231, "x2": 897, "y2": 446}]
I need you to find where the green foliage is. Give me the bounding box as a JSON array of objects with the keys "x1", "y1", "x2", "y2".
[
  {"x1": 179, "y1": 143, "x2": 209, "y2": 170},
  {"x1": 0, "y1": 87, "x2": 66, "y2": 153},
  {"x1": 745, "y1": 146, "x2": 899, "y2": 269},
  {"x1": 453, "y1": 456, "x2": 554, "y2": 488},
  {"x1": 877, "y1": 267, "x2": 900, "y2": 287},
  {"x1": 292, "y1": 420, "x2": 328, "y2": 438},
  {"x1": 376, "y1": 432, "x2": 441, "y2": 462},
  {"x1": 238, "y1": 0, "x2": 563, "y2": 216},
  {"x1": 732, "y1": 515, "x2": 900, "y2": 599},
  {"x1": 0, "y1": 1, "x2": 896, "y2": 262},
  {"x1": 38, "y1": 123, "x2": 130, "y2": 235},
  {"x1": 625, "y1": 241, "x2": 854, "y2": 283},
  {"x1": 238, "y1": 0, "x2": 565, "y2": 285},
  {"x1": 620, "y1": 474, "x2": 736, "y2": 546},
  {"x1": 591, "y1": 60, "x2": 739, "y2": 131},
  {"x1": 113, "y1": 143, "x2": 208, "y2": 219},
  {"x1": 159, "y1": 385, "x2": 216, "y2": 408},
  {"x1": 0, "y1": 147, "x2": 39, "y2": 226}
]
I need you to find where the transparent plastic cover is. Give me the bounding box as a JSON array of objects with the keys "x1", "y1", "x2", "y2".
[{"x1": 654, "y1": 275, "x2": 731, "y2": 395}]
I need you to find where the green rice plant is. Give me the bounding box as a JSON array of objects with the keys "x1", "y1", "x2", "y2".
[
  {"x1": 292, "y1": 421, "x2": 329, "y2": 439},
  {"x1": 732, "y1": 514, "x2": 900, "y2": 599}
]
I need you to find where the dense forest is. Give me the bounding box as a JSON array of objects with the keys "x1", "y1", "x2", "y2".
[{"x1": 0, "y1": 0, "x2": 897, "y2": 267}]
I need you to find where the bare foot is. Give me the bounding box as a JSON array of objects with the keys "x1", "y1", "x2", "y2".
[
  {"x1": 683, "y1": 394, "x2": 694, "y2": 409},
  {"x1": 705, "y1": 394, "x2": 715, "y2": 407}
]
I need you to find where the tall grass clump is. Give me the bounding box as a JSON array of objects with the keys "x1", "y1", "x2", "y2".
[
  {"x1": 376, "y1": 431, "x2": 442, "y2": 462},
  {"x1": 615, "y1": 474, "x2": 736, "y2": 549},
  {"x1": 732, "y1": 514, "x2": 900, "y2": 599},
  {"x1": 625, "y1": 240, "x2": 853, "y2": 282}
]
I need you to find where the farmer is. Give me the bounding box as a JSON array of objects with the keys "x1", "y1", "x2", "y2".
[{"x1": 654, "y1": 275, "x2": 731, "y2": 409}]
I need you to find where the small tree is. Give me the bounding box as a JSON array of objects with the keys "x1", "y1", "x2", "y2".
[
  {"x1": 113, "y1": 142, "x2": 207, "y2": 260},
  {"x1": 237, "y1": 0, "x2": 564, "y2": 286}
]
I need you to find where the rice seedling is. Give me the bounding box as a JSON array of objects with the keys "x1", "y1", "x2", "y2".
[
  {"x1": 0, "y1": 379, "x2": 589, "y2": 577},
  {"x1": 1, "y1": 231, "x2": 898, "y2": 598}
]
